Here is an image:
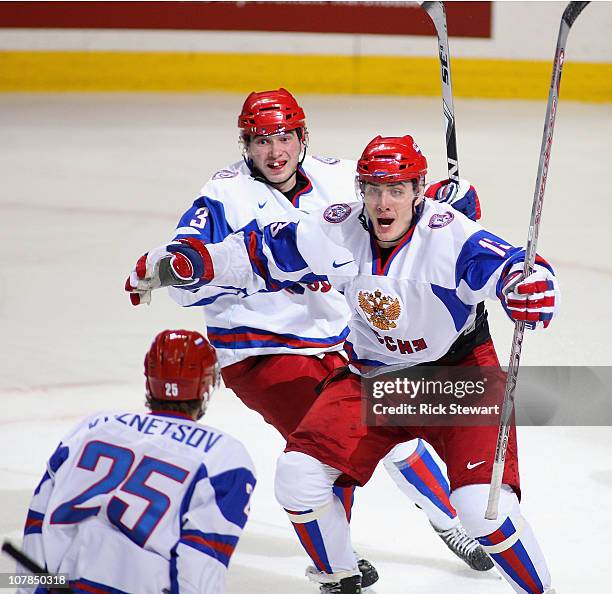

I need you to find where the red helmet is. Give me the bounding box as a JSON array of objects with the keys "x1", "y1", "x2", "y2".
[
  {"x1": 238, "y1": 88, "x2": 306, "y2": 137},
  {"x1": 144, "y1": 330, "x2": 219, "y2": 403},
  {"x1": 357, "y1": 135, "x2": 428, "y2": 184}
]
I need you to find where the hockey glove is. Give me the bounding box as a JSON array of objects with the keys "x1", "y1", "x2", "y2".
[
  {"x1": 425, "y1": 178, "x2": 481, "y2": 221},
  {"x1": 125, "y1": 238, "x2": 212, "y2": 306},
  {"x1": 499, "y1": 262, "x2": 559, "y2": 329}
]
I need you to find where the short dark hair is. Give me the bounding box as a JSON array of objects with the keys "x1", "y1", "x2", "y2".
[{"x1": 145, "y1": 396, "x2": 202, "y2": 419}]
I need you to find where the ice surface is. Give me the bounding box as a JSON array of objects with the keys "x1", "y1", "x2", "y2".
[{"x1": 1, "y1": 93, "x2": 611, "y2": 592}]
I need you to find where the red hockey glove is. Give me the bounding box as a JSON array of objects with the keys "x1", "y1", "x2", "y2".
[
  {"x1": 125, "y1": 238, "x2": 212, "y2": 306},
  {"x1": 500, "y1": 263, "x2": 559, "y2": 329}
]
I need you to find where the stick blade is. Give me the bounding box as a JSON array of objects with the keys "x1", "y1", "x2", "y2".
[{"x1": 563, "y1": 1, "x2": 589, "y2": 27}]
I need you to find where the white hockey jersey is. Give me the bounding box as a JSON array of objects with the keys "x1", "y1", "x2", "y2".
[
  {"x1": 202, "y1": 199, "x2": 555, "y2": 368},
  {"x1": 168, "y1": 156, "x2": 356, "y2": 368},
  {"x1": 19, "y1": 410, "x2": 256, "y2": 594}
]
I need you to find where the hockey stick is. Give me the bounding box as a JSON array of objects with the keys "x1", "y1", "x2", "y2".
[
  {"x1": 2, "y1": 540, "x2": 75, "y2": 592},
  {"x1": 484, "y1": 1, "x2": 590, "y2": 521},
  {"x1": 421, "y1": 1, "x2": 459, "y2": 182}
]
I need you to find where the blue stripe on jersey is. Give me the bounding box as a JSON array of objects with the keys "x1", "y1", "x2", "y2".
[
  {"x1": 430, "y1": 284, "x2": 472, "y2": 331},
  {"x1": 344, "y1": 340, "x2": 386, "y2": 367},
  {"x1": 181, "y1": 287, "x2": 248, "y2": 307},
  {"x1": 49, "y1": 443, "x2": 69, "y2": 472},
  {"x1": 71, "y1": 578, "x2": 131, "y2": 594},
  {"x1": 180, "y1": 530, "x2": 239, "y2": 567},
  {"x1": 263, "y1": 221, "x2": 310, "y2": 273},
  {"x1": 207, "y1": 325, "x2": 349, "y2": 351},
  {"x1": 210, "y1": 467, "x2": 256, "y2": 529},
  {"x1": 34, "y1": 444, "x2": 69, "y2": 495},
  {"x1": 179, "y1": 464, "x2": 209, "y2": 520},
  {"x1": 24, "y1": 509, "x2": 45, "y2": 535},
  {"x1": 174, "y1": 196, "x2": 234, "y2": 244},
  {"x1": 33, "y1": 471, "x2": 51, "y2": 496},
  {"x1": 241, "y1": 220, "x2": 323, "y2": 291},
  {"x1": 455, "y1": 230, "x2": 522, "y2": 291}
]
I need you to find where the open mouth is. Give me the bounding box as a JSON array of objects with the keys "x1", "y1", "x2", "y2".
[
  {"x1": 267, "y1": 160, "x2": 287, "y2": 171},
  {"x1": 377, "y1": 217, "x2": 395, "y2": 229}
]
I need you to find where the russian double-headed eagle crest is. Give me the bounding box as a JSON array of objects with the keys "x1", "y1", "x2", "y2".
[{"x1": 358, "y1": 289, "x2": 401, "y2": 330}]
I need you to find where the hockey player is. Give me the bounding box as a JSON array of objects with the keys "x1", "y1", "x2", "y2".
[
  {"x1": 18, "y1": 329, "x2": 256, "y2": 594},
  {"x1": 127, "y1": 134, "x2": 559, "y2": 594},
  {"x1": 126, "y1": 88, "x2": 492, "y2": 585}
]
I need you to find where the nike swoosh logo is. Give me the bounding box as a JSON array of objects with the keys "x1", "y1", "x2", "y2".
[
  {"x1": 467, "y1": 460, "x2": 486, "y2": 470},
  {"x1": 332, "y1": 259, "x2": 354, "y2": 268},
  {"x1": 258, "y1": 201, "x2": 267, "y2": 209}
]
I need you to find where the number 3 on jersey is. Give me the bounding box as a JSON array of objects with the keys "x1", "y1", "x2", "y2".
[
  {"x1": 190, "y1": 206, "x2": 210, "y2": 229},
  {"x1": 50, "y1": 440, "x2": 189, "y2": 547}
]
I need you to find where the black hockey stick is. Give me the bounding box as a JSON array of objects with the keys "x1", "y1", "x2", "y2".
[
  {"x1": 2, "y1": 540, "x2": 45, "y2": 573},
  {"x1": 2, "y1": 540, "x2": 75, "y2": 592},
  {"x1": 421, "y1": 1, "x2": 459, "y2": 182},
  {"x1": 485, "y1": 1, "x2": 590, "y2": 520}
]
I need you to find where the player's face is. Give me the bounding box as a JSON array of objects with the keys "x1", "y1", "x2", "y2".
[
  {"x1": 363, "y1": 180, "x2": 423, "y2": 246},
  {"x1": 247, "y1": 130, "x2": 303, "y2": 192}
]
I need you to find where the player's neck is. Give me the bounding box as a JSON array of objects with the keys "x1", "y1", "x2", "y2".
[{"x1": 281, "y1": 170, "x2": 309, "y2": 201}]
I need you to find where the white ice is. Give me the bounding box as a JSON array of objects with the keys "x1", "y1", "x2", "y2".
[{"x1": 1, "y1": 93, "x2": 611, "y2": 593}]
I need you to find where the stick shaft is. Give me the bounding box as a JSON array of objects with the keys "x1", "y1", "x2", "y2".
[
  {"x1": 2, "y1": 541, "x2": 46, "y2": 573},
  {"x1": 421, "y1": 1, "x2": 459, "y2": 181},
  {"x1": 2, "y1": 541, "x2": 76, "y2": 592},
  {"x1": 485, "y1": 1, "x2": 590, "y2": 520}
]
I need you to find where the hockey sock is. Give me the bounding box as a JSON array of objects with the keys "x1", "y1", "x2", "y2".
[
  {"x1": 383, "y1": 439, "x2": 458, "y2": 531},
  {"x1": 451, "y1": 484, "x2": 552, "y2": 593},
  {"x1": 275, "y1": 451, "x2": 357, "y2": 574},
  {"x1": 332, "y1": 485, "x2": 355, "y2": 523}
]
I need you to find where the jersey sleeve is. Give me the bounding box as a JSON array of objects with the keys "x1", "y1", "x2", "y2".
[
  {"x1": 173, "y1": 196, "x2": 234, "y2": 245},
  {"x1": 171, "y1": 452, "x2": 256, "y2": 594},
  {"x1": 454, "y1": 229, "x2": 523, "y2": 304},
  {"x1": 169, "y1": 194, "x2": 246, "y2": 299},
  {"x1": 19, "y1": 442, "x2": 70, "y2": 573},
  {"x1": 205, "y1": 218, "x2": 327, "y2": 294},
  {"x1": 454, "y1": 229, "x2": 555, "y2": 305},
  {"x1": 18, "y1": 414, "x2": 108, "y2": 575}
]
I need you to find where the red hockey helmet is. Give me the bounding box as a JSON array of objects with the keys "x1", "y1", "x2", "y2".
[
  {"x1": 357, "y1": 135, "x2": 428, "y2": 184},
  {"x1": 144, "y1": 330, "x2": 220, "y2": 403},
  {"x1": 238, "y1": 88, "x2": 306, "y2": 138}
]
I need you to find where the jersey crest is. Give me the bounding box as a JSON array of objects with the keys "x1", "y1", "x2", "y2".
[
  {"x1": 324, "y1": 203, "x2": 352, "y2": 223},
  {"x1": 428, "y1": 211, "x2": 454, "y2": 228},
  {"x1": 358, "y1": 289, "x2": 401, "y2": 330}
]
